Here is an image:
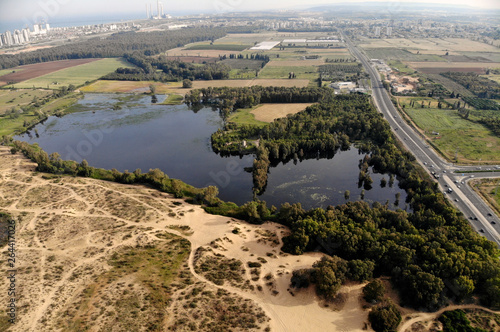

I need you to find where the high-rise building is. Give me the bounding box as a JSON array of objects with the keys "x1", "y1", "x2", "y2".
[
  {"x1": 387, "y1": 26, "x2": 393, "y2": 36},
  {"x1": 4, "y1": 30, "x2": 13, "y2": 45},
  {"x1": 374, "y1": 27, "x2": 381, "y2": 37},
  {"x1": 22, "y1": 28, "x2": 30, "y2": 42},
  {"x1": 0, "y1": 36, "x2": 3, "y2": 47},
  {"x1": 45, "y1": 23, "x2": 50, "y2": 31}
]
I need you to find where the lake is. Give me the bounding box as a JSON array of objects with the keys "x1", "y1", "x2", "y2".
[{"x1": 15, "y1": 93, "x2": 407, "y2": 209}]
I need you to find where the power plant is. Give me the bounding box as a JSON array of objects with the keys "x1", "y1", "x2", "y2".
[{"x1": 146, "y1": 0, "x2": 167, "y2": 20}]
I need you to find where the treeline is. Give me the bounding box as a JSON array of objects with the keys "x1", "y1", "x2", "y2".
[
  {"x1": 9, "y1": 140, "x2": 222, "y2": 206},
  {"x1": 185, "y1": 86, "x2": 331, "y2": 118},
  {"x1": 319, "y1": 63, "x2": 365, "y2": 81},
  {"x1": 462, "y1": 96, "x2": 500, "y2": 111},
  {"x1": 220, "y1": 53, "x2": 270, "y2": 63},
  {"x1": 441, "y1": 72, "x2": 500, "y2": 100},
  {"x1": 0, "y1": 27, "x2": 228, "y2": 69},
  {"x1": 102, "y1": 54, "x2": 231, "y2": 82}
]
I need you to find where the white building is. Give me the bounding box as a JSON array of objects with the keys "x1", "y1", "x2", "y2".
[
  {"x1": 387, "y1": 26, "x2": 392, "y2": 36},
  {"x1": 22, "y1": 28, "x2": 30, "y2": 42},
  {"x1": 330, "y1": 81, "x2": 357, "y2": 91},
  {"x1": 374, "y1": 27, "x2": 381, "y2": 37},
  {"x1": 4, "y1": 31, "x2": 13, "y2": 45}
]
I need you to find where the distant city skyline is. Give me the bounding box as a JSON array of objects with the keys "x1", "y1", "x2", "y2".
[{"x1": 0, "y1": 0, "x2": 499, "y2": 33}]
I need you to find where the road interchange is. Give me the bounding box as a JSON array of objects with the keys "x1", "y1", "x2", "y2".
[{"x1": 343, "y1": 34, "x2": 500, "y2": 246}]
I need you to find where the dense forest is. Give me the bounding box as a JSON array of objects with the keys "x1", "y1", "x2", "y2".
[
  {"x1": 185, "y1": 86, "x2": 331, "y2": 118},
  {"x1": 441, "y1": 72, "x2": 500, "y2": 100},
  {"x1": 103, "y1": 54, "x2": 231, "y2": 82},
  {"x1": 187, "y1": 91, "x2": 500, "y2": 311},
  {"x1": 8, "y1": 91, "x2": 500, "y2": 314},
  {"x1": 0, "y1": 27, "x2": 228, "y2": 69}
]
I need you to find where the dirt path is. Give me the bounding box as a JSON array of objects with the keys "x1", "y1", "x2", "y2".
[{"x1": 399, "y1": 304, "x2": 500, "y2": 332}]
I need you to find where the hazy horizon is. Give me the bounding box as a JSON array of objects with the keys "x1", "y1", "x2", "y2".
[{"x1": 0, "y1": 0, "x2": 499, "y2": 33}]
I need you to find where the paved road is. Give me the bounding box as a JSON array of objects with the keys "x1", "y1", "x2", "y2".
[{"x1": 343, "y1": 34, "x2": 500, "y2": 246}]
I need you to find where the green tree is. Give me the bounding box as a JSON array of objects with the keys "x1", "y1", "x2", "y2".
[
  {"x1": 363, "y1": 279, "x2": 385, "y2": 303},
  {"x1": 368, "y1": 300, "x2": 401, "y2": 332},
  {"x1": 182, "y1": 79, "x2": 193, "y2": 88}
]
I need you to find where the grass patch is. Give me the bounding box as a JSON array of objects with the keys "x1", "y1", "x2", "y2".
[
  {"x1": 472, "y1": 178, "x2": 500, "y2": 217},
  {"x1": 258, "y1": 65, "x2": 318, "y2": 81},
  {"x1": 365, "y1": 48, "x2": 445, "y2": 61},
  {"x1": 13, "y1": 58, "x2": 135, "y2": 89},
  {"x1": 80, "y1": 80, "x2": 182, "y2": 94},
  {"x1": 0, "y1": 68, "x2": 23, "y2": 77},
  {"x1": 184, "y1": 43, "x2": 249, "y2": 51},
  {"x1": 400, "y1": 98, "x2": 500, "y2": 162},
  {"x1": 0, "y1": 93, "x2": 80, "y2": 137},
  {"x1": 0, "y1": 89, "x2": 52, "y2": 114},
  {"x1": 228, "y1": 107, "x2": 267, "y2": 127},
  {"x1": 161, "y1": 94, "x2": 184, "y2": 105},
  {"x1": 58, "y1": 234, "x2": 191, "y2": 331}
]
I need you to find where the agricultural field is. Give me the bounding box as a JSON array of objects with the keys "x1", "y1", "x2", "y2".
[
  {"x1": 405, "y1": 61, "x2": 500, "y2": 74},
  {"x1": 163, "y1": 56, "x2": 218, "y2": 63},
  {"x1": 398, "y1": 97, "x2": 500, "y2": 162},
  {"x1": 221, "y1": 59, "x2": 264, "y2": 70},
  {"x1": 11, "y1": 58, "x2": 135, "y2": 89},
  {"x1": 365, "y1": 48, "x2": 445, "y2": 61},
  {"x1": 0, "y1": 58, "x2": 100, "y2": 86},
  {"x1": 165, "y1": 46, "x2": 241, "y2": 58},
  {"x1": 359, "y1": 37, "x2": 500, "y2": 54},
  {"x1": 250, "y1": 103, "x2": 314, "y2": 123},
  {"x1": 184, "y1": 43, "x2": 250, "y2": 51},
  {"x1": 258, "y1": 65, "x2": 318, "y2": 81},
  {"x1": 267, "y1": 59, "x2": 325, "y2": 67},
  {"x1": 80, "y1": 78, "x2": 310, "y2": 93},
  {"x1": 472, "y1": 178, "x2": 500, "y2": 216},
  {"x1": 80, "y1": 80, "x2": 183, "y2": 94},
  {"x1": 0, "y1": 89, "x2": 52, "y2": 114}
]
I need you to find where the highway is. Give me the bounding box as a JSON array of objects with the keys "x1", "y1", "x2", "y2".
[{"x1": 342, "y1": 34, "x2": 500, "y2": 246}]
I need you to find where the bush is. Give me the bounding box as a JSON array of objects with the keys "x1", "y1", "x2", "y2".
[
  {"x1": 368, "y1": 300, "x2": 401, "y2": 332},
  {"x1": 183, "y1": 79, "x2": 193, "y2": 88},
  {"x1": 290, "y1": 269, "x2": 313, "y2": 288},
  {"x1": 363, "y1": 279, "x2": 385, "y2": 303}
]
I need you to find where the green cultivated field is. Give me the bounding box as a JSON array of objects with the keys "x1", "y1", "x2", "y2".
[
  {"x1": 366, "y1": 48, "x2": 445, "y2": 61},
  {"x1": 258, "y1": 65, "x2": 318, "y2": 81},
  {"x1": 184, "y1": 43, "x2": 249, "y2": 51},
  {"x1": 12, "y1": 58, "x2": 135, "y2": 89},
  {"x1": 401, "y1": 100, "x2": 500, "y2": 162},
  {"x1": 0, "y1": 68, "x2": 24, "y2": 77}
]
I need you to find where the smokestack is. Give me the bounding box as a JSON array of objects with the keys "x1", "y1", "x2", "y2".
[
  {"x1": 146, "y1": 4, "x2": 149, "y2": 19},
  {"x1": 157, "y1": 0, "x2": 161, "y2": 19},
  {"x1": 160, "y1": 3, "x2": 164, "y2": 17},
  {"x1": 150, "y1": 4, "x2": 152, "y2": 18}
]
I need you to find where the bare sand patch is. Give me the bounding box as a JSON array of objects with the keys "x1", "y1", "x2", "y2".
[
  {"x1": 251, "y1": 103, "x2": 313, "y2": 122},
  {"x1": 0, "y1": 146, "x2": 371, "y2": 332}
]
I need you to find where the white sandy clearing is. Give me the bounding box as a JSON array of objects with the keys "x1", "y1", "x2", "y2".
[{"x1": 251, "y1": 103, "x2": 314, "y2": 122}]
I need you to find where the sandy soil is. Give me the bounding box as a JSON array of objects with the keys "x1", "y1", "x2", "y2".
[
  {"x1": 0, "y1": 146, "x2": 371, "y2": 332},
  {"x1": 251, "y1": 103, "x2": 314, "y2": 122}
]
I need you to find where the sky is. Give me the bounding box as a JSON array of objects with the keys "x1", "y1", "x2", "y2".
[{"x1": 0, "y1": 0, "x2": 498, "y2": 32}]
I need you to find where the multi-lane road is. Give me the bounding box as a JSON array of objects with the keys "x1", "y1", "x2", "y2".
[{"x1": 343, "y1": 34, "x2": 500, "y2": 246}]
